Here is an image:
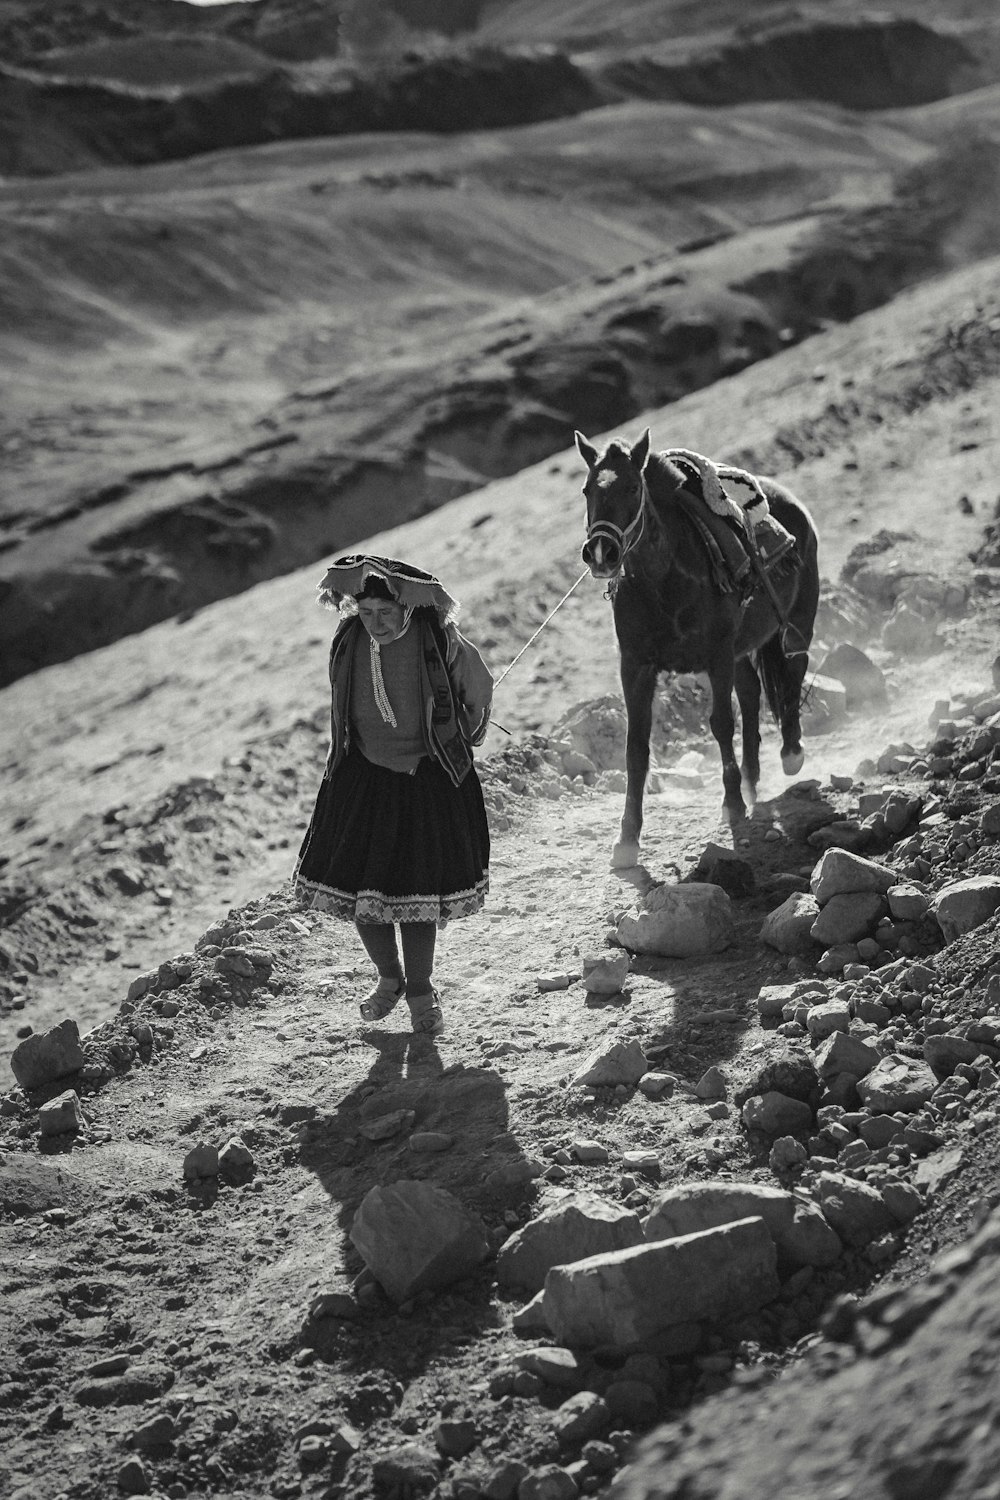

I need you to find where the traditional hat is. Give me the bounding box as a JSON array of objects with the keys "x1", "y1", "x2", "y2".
[{"x1": 317, "y1": 554, "x2": 458, "y2": 616}]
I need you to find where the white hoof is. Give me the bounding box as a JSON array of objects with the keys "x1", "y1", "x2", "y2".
[
  {"x1": 611, "y1": 841, "x2": 641, "y2": 870},
  {"x1": 782, "y1": 748, "x2": 805, "y2": 776}
]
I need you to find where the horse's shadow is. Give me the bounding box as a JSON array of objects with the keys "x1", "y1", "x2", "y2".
[{"x1": 603, "y1": 781, "x2": 840, "y2": 1077}]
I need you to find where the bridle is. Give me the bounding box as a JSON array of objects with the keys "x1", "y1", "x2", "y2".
[{"x1": 583, "y1": 469, "x2": 649, "y2": 596}]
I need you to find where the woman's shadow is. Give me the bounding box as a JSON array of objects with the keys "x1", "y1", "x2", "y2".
[{"x1": 295, "y1": 1020, "x2": 532, "y2": 1390}]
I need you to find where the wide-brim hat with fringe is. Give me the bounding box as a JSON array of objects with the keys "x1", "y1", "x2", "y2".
[{"x1": 317, "y1": 554, "x2": 458, "y2": 615}]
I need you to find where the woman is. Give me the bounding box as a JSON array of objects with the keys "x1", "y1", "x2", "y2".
[{"x1": 294, "y1": 554, "x2": 493, "y2": 1036}]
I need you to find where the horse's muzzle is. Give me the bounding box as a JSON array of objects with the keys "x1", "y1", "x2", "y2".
[{"x1": 582, "y1": 536, "x2": 620, "y2": 577}]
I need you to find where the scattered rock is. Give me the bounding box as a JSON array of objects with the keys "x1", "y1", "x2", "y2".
[
  {"x1": 371, "y1": 1444, "x2": 440, "y2": 1498},
  {"x1": 742, "y1": 1091, "x2": 814, "y2": 1135},
  {"x1": 10, "y1": 1018, "x2": 85, "y2": 1091},
  {"x1": 117, "y1": 1457, "x2": 150, "y2": 1495},
  {"x1": 581, "y1": 952, "x2": 630, "y2": 995},
  {"x1": 349, "y1": 1181, "x2": 489, "y2": 1303},
  {"x1": 810, "y1": 849, "x2": 895, "y2": 903},
  {"x1": 182, "y1": 1142, "x2": 220, "y2": 1180},
  {"x1": 693, "y1": 1065, "x2": 727, "y2": 1099},
  {"x1": 923, "y1": 1032, "x2": 986, "y2": 1078},
  {"x1": 514, "y1": 1347, "x2": 582, "y2": 1389},
  {"x1": 857, "y1": 1055, "x2": 939, "y2": 1113},
  {"x1": 218, "y1": 1136, "x2": 254, "y2": 1180},
  {"x1": 553, "y1": 1390, "x2": 610, "y2": 1443},
  {"x1": 932, "y1": 877, "x2": 1000, "y2": 941},
  {"x1": 810, "y1": 891, "x2": 886, "y2": 946},
  {"x1": 817, "y1": 644, "x2": 887, "y2": 710},
  {"x1": 617, "y1": 883, "x2": 734, "y2": 957},
  {"x1": 814, "y1": 1172, "x2": 897, "y2": 1246},
  {"x1": 760, "y1": 893, "x2": 820, "y2": 955},
  {"x1": 516, "y1": 1465, "x2": 579, "y2": 1500},
  {"x1": 38, "y1": 1089, "x2": 85, "y2": 1137},
  {"x1": 572, "y1": 1040, "x2": 649, "y2": 1088},
  {"x1": 688, "y1": 842, "x2": 756, "y2": 898}
]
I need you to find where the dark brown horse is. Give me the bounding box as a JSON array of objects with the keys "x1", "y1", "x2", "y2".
[{"x1": 575, "y1": 427, "x2": 820, "y2": 867}]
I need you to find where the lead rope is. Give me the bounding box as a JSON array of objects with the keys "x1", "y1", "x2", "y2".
[{"x1": 489, "y1": 567, "x2": 591, "y2": 734}]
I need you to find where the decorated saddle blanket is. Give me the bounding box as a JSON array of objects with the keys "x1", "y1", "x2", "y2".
[{"x1": 668, "y1": 449, "x2": 796, "y2": 597}]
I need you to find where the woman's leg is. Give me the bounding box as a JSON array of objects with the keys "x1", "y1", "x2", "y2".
[
  {"x1": 355, "y1": 921, "x2": 405, "y2": 1021},
  {"x1": 400, "y1": 921, "x2": 436, "y2": 998},
  {"x1": 401, "y1": 922, "x2": 442, "y2": 1034},
  {"x1": 355, "y1": 920, "x2": 403, "y2": 980}
]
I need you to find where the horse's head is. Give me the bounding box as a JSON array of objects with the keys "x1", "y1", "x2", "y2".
[{"x1": 575, "y1": 428, "x2": 651, "y2": 580}]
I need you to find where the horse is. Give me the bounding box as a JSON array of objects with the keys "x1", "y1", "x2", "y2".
[{"x1": 575, "y1": 427, "x2": 820, "y2": 868}]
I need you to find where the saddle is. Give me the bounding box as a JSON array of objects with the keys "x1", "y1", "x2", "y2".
[{"x1": 672, "y1": 459, "x2": 796, "y2": 599}]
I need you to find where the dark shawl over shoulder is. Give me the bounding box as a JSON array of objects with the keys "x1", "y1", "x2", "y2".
[{"x1": 325, "y1": 613, "x2": 493, "y2": 786}]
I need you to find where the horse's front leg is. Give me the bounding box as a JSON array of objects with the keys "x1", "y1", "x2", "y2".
[
  {"x1": 615, "y1": 656, "x2": 658, "y2": 868},
  {"x1": 708, "y1": 656, "x2": 746, "y2": 825}
]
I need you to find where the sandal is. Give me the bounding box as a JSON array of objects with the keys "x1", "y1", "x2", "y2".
[
  {"x1": 407, "y1": 988, "x2": 444, "y2": 1037},
  {"x1": 359, "y1": 975, "x2": 405, "y2": 1023}
]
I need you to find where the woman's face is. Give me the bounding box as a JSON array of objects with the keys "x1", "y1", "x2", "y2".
[{"x1": 357, "y1": 597, "x2": 406, "y2": 644}]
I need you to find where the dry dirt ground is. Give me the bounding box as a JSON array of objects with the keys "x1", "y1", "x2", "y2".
[{"x1": 2, "y1": 250, "x2": 1000, "y2": 1497}]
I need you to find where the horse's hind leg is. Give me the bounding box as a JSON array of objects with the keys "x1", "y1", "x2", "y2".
[
  {"x1": 758, "y1": 629, "x2": 809, "y2": 775},
  {"x1": 781, "y1": 569, "x2": 818, "y2": 775},
  {"x1": 707, "y1": 656, "x2": 746, "y2": 825},
  {"x1": 615, "y1": 656, "x2": 658, "y2": 868},
  {"x1": 734, "y1": 656, "x2": 761, "y2": 808}
]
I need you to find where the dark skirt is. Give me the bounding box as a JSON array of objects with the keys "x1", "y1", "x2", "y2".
[{"x1": 293, "y1": 748, "x2": 490, "y2": 926}]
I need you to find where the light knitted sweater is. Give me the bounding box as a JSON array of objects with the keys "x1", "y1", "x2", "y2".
[{"x1": 349, "y1": 626, "x2": 426, "y2": 773}]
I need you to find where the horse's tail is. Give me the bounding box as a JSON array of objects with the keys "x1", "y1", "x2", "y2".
[{"x1": 755, "y1": 629, "x2": 806, "y2": 728}]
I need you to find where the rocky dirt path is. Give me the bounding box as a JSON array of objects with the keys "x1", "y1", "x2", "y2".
[{"x1": 3, "y1": 578, "x2": 1000, "y2": 1500}]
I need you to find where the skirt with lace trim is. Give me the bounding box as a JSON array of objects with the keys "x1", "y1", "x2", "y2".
[{"x1": 293, "y1": 746, "x2": 489, "y2": 927}]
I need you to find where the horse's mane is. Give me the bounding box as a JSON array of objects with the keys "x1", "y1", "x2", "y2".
[
  {"x1": 637, "y1": 449, "x2": 710, "y2": 581},
  {"x1": 642, "y1": 450, "x2": 690, "y2": 499}
]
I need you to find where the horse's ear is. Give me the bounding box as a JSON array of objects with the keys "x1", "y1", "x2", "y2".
[
  {"x1": 574, "y1": 430, "x2": 599, "y2": 469},
  {"x1": 631, "y1": 429, "x2": 651, "y2": 471}
]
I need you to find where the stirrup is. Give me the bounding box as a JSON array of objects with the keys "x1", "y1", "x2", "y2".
[
  {"x1": 749, "y1": 516, "x2": 796, "y2": 571},
  {"x1": 359, "y1": 976, "x2": 404, "y2": 1022},
  {"x1": 408, "y1": 989, "x2": 444, "y2": 1037}
]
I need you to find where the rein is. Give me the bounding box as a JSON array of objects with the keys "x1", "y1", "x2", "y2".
[
  {"x1": 487, "y1": 566, "x2": 591, "y2": 734},
  {"x1": 493, "y1": 569, "x2": 591, "y2": 690}
]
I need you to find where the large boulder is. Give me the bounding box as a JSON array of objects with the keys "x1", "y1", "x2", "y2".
[
  {"x1": 813, "y1": 1029, "x2": 880, "y2": 1083},
  {"x1": 810, "y1": 849, "x2": 895, "y2": 904},
  {"x1": 10, "y1": 1018, "x2": 85, "y2": 1091},
  {"x1": 743, "y1": 1049, "x2": 820, "y2": 1105},
  {"x1": 617, "y1": 883, "x2": 734, "y2": 957},
  {"x1": 643, "y1": 1182, "x2": 841, "y2": 1271},
  {"x1": 741, "y1": 1091, "x2": 814, "y2": 1135},
  {"x1": 349, "y1": 1182, "x2": 488, "y2": 1303},
  {"x1": 542, "y1": 1218, "x2": 779, "y2": 1350},
  {"x1": 857, "y1": 1055, "x2": 938, "y2": 1114},
  {"x1": 923, "y1": 1032, "x2": 986, "y2": 1079},
  {"x1": 810, "y1": 891, "x2": 885, "y2": 946},
  {"x1": 817, "y1": 644, "x2": 886, "y2": 710},
  {"x1": 497, "y1": 1196, "x2": 644, "y2": 1294},
  {"x1": 759, "y1": 893, "x2": 820, "y2": 955},
  {"x1": 932, "y1": 878, "x2": 1000, "y2": 942},
  {"x1": 805, "y1": 1000, "x2": 851, "y2": 1040},
  {"x1": 814, "y1": 1171, "x2": 897, "y2": 1246}
]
